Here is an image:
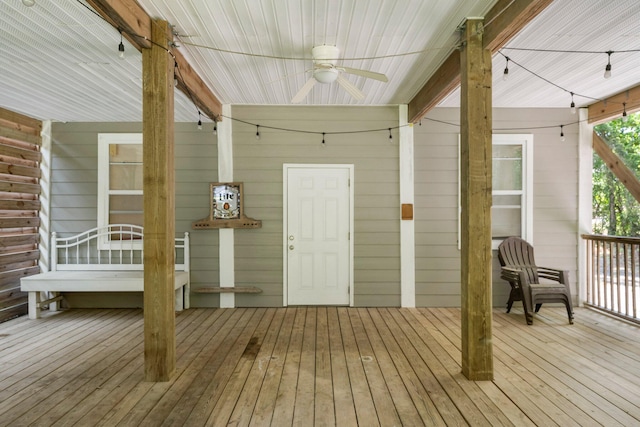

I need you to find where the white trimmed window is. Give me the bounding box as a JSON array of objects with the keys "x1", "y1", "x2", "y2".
[
  {"x1": 98, "y1": 133, "x2": 143, "y2": 247},
  {"x1": 458, "y1": 133, "x2": 533, "y2": 249},
  {"x1": 491, "y1": 134, "x2": 533, "y2": 249}
]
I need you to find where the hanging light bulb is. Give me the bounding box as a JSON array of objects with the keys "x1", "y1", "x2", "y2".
[
  {"x1": 503, "y1": 57, "x2": 510, "y2": 81},
  {"x1": 118, "y1": 31, "x2": 125, "y2": 60},
  {"x1": 321, "y1": 132, "x2": 326, "y2": 147},
  {"x1": 388, "y1": 128, "x2": 393, "y2": 142},
  {"x1": 604, "y1": 51, "x2": 613, "y2": 79},
  {"x1": 174, "y1": 63, "x2": 179, "y2": 87},
  {"x1": 622, "y1": 102, "x2": 629, "y2": 122},
  {"x1": 197, "y1": 112, "x2": 202, "y2": 130},
  {"x1": 560, "y1": 125, "x2": 565, "y2": 142},
  {"x1": 570, "y1": 92, "x2": 576, "y2": 114},
  {"x1": 255, "y1": 125, "x2": 261, "y2": 140},
  {"x1": 213, "y1": 121, "x2": 217, "y2": 135},
  {"x1": 22, "y1": 0, "x2": 35, "y2": 6}
]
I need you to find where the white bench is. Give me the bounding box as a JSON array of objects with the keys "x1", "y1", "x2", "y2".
[{"x1": 20, "y1": 225, "x2": 190, "y2": 319}]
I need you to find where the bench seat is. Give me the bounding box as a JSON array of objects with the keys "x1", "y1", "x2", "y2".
[{"x1": 20, "y1": 225, "x2": 190, "y2": 319}]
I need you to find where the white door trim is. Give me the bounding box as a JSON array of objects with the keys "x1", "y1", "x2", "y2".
[{"x1": 283, "y1": 163, "x2": 354, "y2": 307}]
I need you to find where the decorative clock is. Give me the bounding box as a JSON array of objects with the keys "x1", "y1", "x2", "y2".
[{"x1": 192, "y1": 182, "x2": 261, "y2": 229}]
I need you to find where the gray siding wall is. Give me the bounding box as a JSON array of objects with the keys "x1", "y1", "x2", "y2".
[
  {"x1": 231, "y1": 105, "x2": 400, "y2": 307},
  {"x1": 51, "y1": 122, "x2": 218, "y2": 307},
  {"x1": 414, "y1": 108, "x2": 579, "y2": 307},
  {"x1": 50, "y1": 106, "x2": 579, "y2": 309},
  {"x1": 51, "y1": 105, "x2": 400, "y2": 308}
]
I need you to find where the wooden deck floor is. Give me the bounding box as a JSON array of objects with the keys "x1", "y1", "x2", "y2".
[{"x1": 0, "y1": 306, "x2": 639, "y2": 426}]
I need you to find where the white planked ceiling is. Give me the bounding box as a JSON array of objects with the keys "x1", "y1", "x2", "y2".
[{"x1": 1, "y1": 0, "x2": 640, "y2": 123}]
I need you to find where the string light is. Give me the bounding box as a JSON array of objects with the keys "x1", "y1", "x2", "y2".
[
  {"x1": 213, "y1": 120, "x2": 217, "y2": 135},
  {"x1": 80, "y1": 1, "x2": 627, "y2": 142},
  {"x1": 604, "y1": 51, "x2": 613, "y2": 79},
  {"x1": 322, "y1": 132, "x2": 326, "y2": 146},
  {"x1": 560, "y1": 125, "x2": 565, "y2": 142},
  {"x1": 174, "y1": 62, "x2": 178, "y2": 87},
  {"x1": 118, "y1": 30, "x2": 125, "y2": 60},
  {"x1": 570, "y1": 92, "x2": 576, "y2": 114},
  {"x1": 622, "y1": 102, "x2": 628, "y2": 122},
  {"x1": 388, "y1": 128, "x2": 393, "y2": 142},
  {"x1": 503, "y1": 56, "x2": 510, "y2": 81},
  {"x1": 78, "y1": 0, "x2": 630, "y2": 143},
  {"x1": 496, "y1": 51, "x2": 628, "y2": 119}
]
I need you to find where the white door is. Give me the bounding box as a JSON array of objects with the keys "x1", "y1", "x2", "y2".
[{"x1": 285, "y1": 166, "x2": 352, "y2": 305}]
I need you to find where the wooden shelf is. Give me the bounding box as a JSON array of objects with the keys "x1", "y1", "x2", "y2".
[
  {"x1": 191, "y1": 216, "x2": 262, "y2": 229},
  {"x1": 194, "y1": 286, "x2": 262, "y2": 294}
]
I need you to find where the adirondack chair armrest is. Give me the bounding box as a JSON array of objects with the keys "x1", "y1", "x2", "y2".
[
  {"x1": 500, "y1": 266, "x2": 526, "y2": 287},
  {"x1": 536, "y1": 266, "x2": 570, "y2": 288}
]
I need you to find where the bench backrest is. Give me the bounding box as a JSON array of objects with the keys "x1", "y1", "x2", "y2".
[{"x1": 52, "y1": 224, "x2": 189, "y2": 273}]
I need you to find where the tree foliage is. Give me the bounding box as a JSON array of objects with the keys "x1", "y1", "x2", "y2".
[{"x1": 593, "y1": 113, "x2": 640, "y2": 236}]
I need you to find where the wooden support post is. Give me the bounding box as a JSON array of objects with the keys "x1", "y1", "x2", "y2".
[
  {"x1": 142, "y1": 19, "x2": 176, "y2": 382},
  {"x1": 459, "y1": 18, "x2": 494, "y2": 381}
]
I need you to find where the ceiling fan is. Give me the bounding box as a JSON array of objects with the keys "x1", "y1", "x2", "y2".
[{"x1": 291, "y1": 45, "x2": 388, "y2": 103}]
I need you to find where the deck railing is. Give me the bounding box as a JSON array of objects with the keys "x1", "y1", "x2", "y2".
[{"x1": 582, "y1": 234, "x2": 640, "y2": 322}]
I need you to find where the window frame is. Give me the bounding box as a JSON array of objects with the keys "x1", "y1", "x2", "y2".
[
  {"x1": 97, "y1": 133, "x2": 143, "y2": 249},
  {"x1": 458, "y1": 133, "x2": 533, "y2": 250},
  {"x1": 491, "y1": 133, "x2": 533, "y2": 249}
]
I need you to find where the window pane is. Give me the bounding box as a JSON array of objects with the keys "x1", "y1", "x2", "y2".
[
  {"x1": 109, "y1": 195, "x2": 143, "y2": 228},
  {"x1": 110, "y1": 164, "x2": 143, "y2": 190},
  {"x1": 493, "y1": 144, "x2": 521, "y2": 159},
  {"x1": 492, "y1": 206, "x2": 521, "y2": 239},
  {"x1": 493, "y1": 159, "x2": 522, "y2": 190},
  {"x1": 109, "y1": 213, "x2": 143, "y2": 229},
  {"x1": 493, "y1": 194, "x2": 521, "y2": 206},
  {"x1": 110, "y1": 144, "x2": 142, "y2": 163},
  {"x1": 493, "y1": 144, "x2": 522, "y2": 191}
]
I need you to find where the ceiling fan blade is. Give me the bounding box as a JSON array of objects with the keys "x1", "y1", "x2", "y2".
[
  {"x1": 291, "y1": 78, "x2": 317, "y2": 103},
  {"x1": 341, "y1": 66, "x2": 388, "y2": 82},
  {"x1": 336, "y1": 75, "x2": 365, "y2": 100}
]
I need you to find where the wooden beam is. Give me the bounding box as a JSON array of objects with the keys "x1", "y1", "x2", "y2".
[
  {"x1": 407, "y1": 53, "x2": 461, "y2": 125},
  {"x1": 588, "y1": 84, "x2": 640, "y2": 124},
  {"x1": 459, "y1": 18, "x2": 493, "y2": 381},
  {"x1": 593, "y1": 132, "x2": 640, "y2": 203},
  {"x1": 142, "y1": 19, "x2": 176, "y2": 382},
  {"x1": 482, "y1": 0, "x2": 554, "y2": 52},
  {"x1": 85, "y1": 0, "x2": 222, "y2": 120},
  {"x1": 408, "y1": 0, "x2": 553, "y2": 123},
  {"x1": 84, "y1": 0, "x2": 151, "y2": 49},
  {"x1": 173, "y1": 49, "x2": 223, "y2": 120}
]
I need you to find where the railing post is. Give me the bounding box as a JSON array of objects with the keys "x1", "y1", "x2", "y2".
[{"x1": 582, "y1": 234, "x2": 640, "y2": 323}]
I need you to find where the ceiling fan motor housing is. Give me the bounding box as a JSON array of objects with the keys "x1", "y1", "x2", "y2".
[
  {"x1": 312, "y1": 45, "x2": 339, "y2": 66},
  {"x1": 312, "y1": 45, "x2": 340, "y2": 83}
]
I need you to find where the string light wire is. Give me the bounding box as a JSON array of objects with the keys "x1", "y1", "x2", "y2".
[{"x1": 74, "y1": 0, "x2": 632, "y2": 139}]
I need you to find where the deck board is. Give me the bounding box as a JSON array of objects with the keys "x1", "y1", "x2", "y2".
[{"x1": 0, "y1": 306, "x2": 639, "y2": 426}]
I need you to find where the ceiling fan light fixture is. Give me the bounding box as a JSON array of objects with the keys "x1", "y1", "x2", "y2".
[
  {"x1": 314, "y1": 68, "x2": 339, "y2": 84},
  {"x1": 22, "y1": 0, "x2": 35, "y2": 6}
]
